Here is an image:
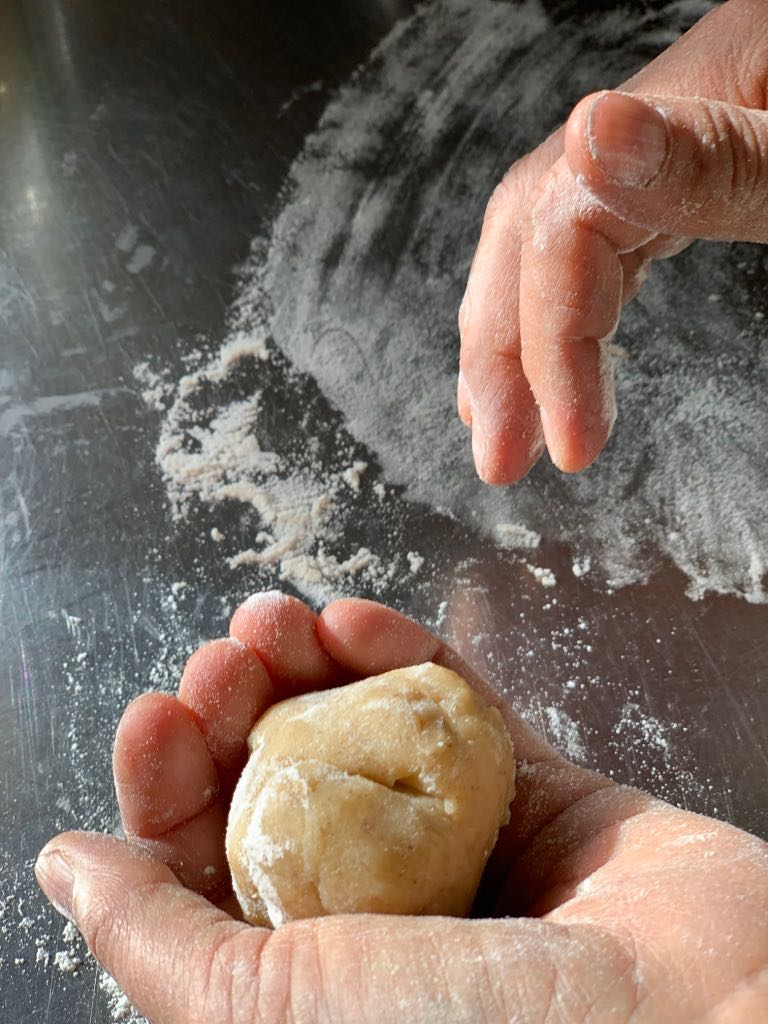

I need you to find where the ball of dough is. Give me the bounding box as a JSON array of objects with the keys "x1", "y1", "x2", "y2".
[{"x1": 226, "y1": 662, "x2": 515, "y2": 927}]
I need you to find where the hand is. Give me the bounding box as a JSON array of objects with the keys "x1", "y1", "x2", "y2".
[
  {"x1": 459, "y1": 0, "x2": 768, "y2": 483},
  {"x1": 36, "y1": 593, "x2": 767, "y2": 1023}
]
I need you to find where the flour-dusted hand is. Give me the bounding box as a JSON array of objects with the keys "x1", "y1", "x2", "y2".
[
  {"x1": 459, "y1": 0, "x2": 768, "y2": 482},
  {"x1": 36, "y1": 593, "x2": 768, "y2": 1024}
]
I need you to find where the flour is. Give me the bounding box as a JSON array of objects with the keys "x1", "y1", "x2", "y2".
[
  {"x1": 407, "y1": 551, "x2": 425, "y2": 574},
  {"x1": 527, "y1": 564, "x2": 557, "y2": 588},
  {"x1": 99, "y1": 971, "x2": 147, "y2": 1023},
  {"x1": 132, "y1": 361, "x2": 173, "y2": 412},
  {"x1": 53, "y1": 949, "x2": 82, "y2": 974},
  {"x1": 150, "y1": 294, "x2": 403, "y2": 601},
  {"x1": 571, "y1": 556, "x2": 592, "y2": 579},
  {"x1": 342, "y1": 460, "x2": 368, "y2": 492},
  {"x1": 494, "y1": 523, "x2": 541, "y2": 551},
  {"x1": 542, "y1": 707, "x2": 587, "y2": 763}
]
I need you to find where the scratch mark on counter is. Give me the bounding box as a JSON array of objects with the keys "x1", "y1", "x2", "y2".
[
  {"x1": 61, "y1": 609, "x2": 84, "y2": 641},
  {"x1": 0, "y1": 389, "x2": 130, "y2": 433},
  {"x1": 11, "y1": 479, "x2": 32, "y2": 542}
]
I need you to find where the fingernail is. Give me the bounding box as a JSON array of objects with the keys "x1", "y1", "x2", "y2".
[
  {"x1": 457, "y1": 371, "x2": 472, "y2": 426},
  {"x1": 538, "y1": 406, "x2": 565, "y2": 469},
  {"x1": 588, "y1": 92, "x2": 668, "y2": 187},
  {"x1": 35, "y1": 847, "x2": 75, "y2": 922},
  {"x1": 472, "y1": 420, "x2": 488, "y2": 479}
]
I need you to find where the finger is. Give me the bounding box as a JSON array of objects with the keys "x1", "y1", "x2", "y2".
[
  {"x1": 566, "y1": 91, "x2": 768, "y2": 243},
  {"x1": 459, "y1": 142, "x2": 559, "y2": 484},
  {"x1": 229, "y1": 591, "x2": 338, "y2": 695},
  {"x1": 179, "y1": 637, "x2": 274, "y2": 788},
  {"x1": 35, "y1": 831, "x2": 639, "y2": 1024},
  {"x1": 35, "y1": 832, "x2": 264, "y2": 1024},
  {"x1": 464, "y1": 347, "x2": 546, "y2": 485},
  {"x1": 459, "y1": 0, "x2": 765, "y2": 484},
  {"x1": 114, "y1": 693, "x2": 218, "y2": 838},
  {"x1": 518, "y1": 156, "x2": 654, "y2": 471}
]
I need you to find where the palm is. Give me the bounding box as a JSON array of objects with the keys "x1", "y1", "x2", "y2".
[{"x1": 110, "y1": 594, "x2": 767, "y2": 1024}]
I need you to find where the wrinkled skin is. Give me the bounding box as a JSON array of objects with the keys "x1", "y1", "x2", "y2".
[
  {"x1": 459, "y1": 0, "x2": 768, "y2": 482},
  {"x1": 37, "y1": 592, "x2": 767, "y2": 1024}
]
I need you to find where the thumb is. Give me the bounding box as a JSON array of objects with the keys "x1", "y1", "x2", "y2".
[
  {"x1": 35, "y1": 831, "x2": 266, "y2": 1024},
  {"x1": 35, "y1": 834, "x2": 637, "y2": 1024},
  {"x1": 565, "y1": 90, "x2": 768, "y2": 243}
]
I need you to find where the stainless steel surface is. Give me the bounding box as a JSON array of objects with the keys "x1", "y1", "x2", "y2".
[{"x1": 1, "y1": 1, "x2": 766, "y2": 1020}]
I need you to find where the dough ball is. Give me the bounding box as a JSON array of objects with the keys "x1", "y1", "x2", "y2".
[{"x1": 226, "y1": 662, "x2": 515, "y2": 927}]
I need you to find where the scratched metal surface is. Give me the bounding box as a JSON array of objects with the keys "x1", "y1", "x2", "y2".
[{"x1": 0, "y1": 0, "x2": 766, "y2": 1020}]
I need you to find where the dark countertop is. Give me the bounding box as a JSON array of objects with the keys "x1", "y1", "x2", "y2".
[{"x1": 1, "y1": 1, "x2": 766, "y2": 1020}]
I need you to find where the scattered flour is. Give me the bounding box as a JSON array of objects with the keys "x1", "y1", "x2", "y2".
[
  {"x1": 53, "y1": 949, "x2": 82, "y2": 975},
  {"x1": 494, "y1": 523, "x2": 541, "y2": 551},
  {"x1": 100, "y1": 971, "x2": 147, "y2": 1023},
  {"x1": 132, "y1": 361, "x2": 174, "y2": 412},
  {"x1": 615, "y1": 703, "x2": 671, "y2": 757},
  {"x1": 542, "y1": 706, "x2": 587, "y2": 763},
  {"x1": 527, "y1": 564, "x2": 557, "y2": 588},
  {"x1": 571, "y1": 556, "x2": 592, "y2": 579},
  {"x1": 342, "y1": 460, "x2": 368, "y2": 492},
  {"x1": 407, "y1": 551, "x2": 425, "y2": 574},
  {"x1": 150, "y1": 309, "x2": 399, "y2": 602}
]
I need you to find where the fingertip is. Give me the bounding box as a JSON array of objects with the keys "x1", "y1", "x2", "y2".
[
  {"x1": 539, "y1": 400, "x2": 615, "y2": 474},
  {"x1": 564, "y1": 91, "x2": 605, "y2": 162},
  {"x1": 230, "y1": 591, "x2": 337, "y2": 694},
  {"x1": 564, "y1": 90, "x2": 622, "y2": 185},
  {"x1": 472, "y1": 424, "x2": 545, "y2": 486},
  {"x1": 318, "y1": 598, "x2": 439, "y2": 676},
  {"x1": 179, "y1": 638, "x2": 274, "y2": 780},
  {"x1": 566, "y1": 90, "x2": 670, "y2": 193},
  {"x1": 469, "y1": 389, "x2": 546, "y2": 485},
  {"x1": 114, "y1": 693, "x2": 218, "y2": 838}
]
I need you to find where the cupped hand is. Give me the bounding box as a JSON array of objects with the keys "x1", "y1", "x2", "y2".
[
  {"x1": 36, "y1": 593, "x2": 767, "y2": 1023},
  {"x1": 460, "y1": 0, "x2": 768, "y2": 482}
]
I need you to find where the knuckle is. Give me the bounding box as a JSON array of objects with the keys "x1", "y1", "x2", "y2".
[
  {"x1": 483, "y1": 176, "x2": 513, "y2": 226},
  {"x1": 725, "y1": 108, "x2": 767, "y2": 201},
  {"x1": 696, "y1": 104, "x2": 767, "y2": 206},
  {"x1": 482, "y1": 160, "x2": 531, "y2": 230},
  {"x1": 76, "y1": 892, "x2": 120, "y2": 963}
]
